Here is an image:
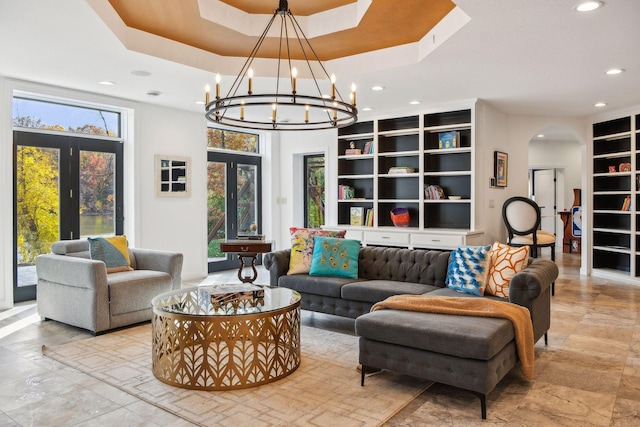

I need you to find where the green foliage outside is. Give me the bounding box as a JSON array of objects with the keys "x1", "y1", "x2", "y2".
[
  {"x1": 14, "y1": 114, "x2": 116, "y2": 264},
  {"x1": 306, "y1": 156, "x2": 325, "y2": 228}
]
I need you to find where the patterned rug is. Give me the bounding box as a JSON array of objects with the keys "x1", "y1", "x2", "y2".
[{"x1": 42, "y1": 324, "x2": 430, "y2": 427}]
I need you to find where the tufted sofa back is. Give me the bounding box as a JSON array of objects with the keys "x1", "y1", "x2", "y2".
[{"x1": 357, "y1": 246, "x2": 451, "y2": 288}]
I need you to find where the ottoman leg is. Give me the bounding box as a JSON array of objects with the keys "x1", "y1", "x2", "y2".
[
  {"x1": 470, "y1": 391, "x2": 487, "y2": 419},
  {"x1": 361, "y1": 365, "x2": 366, "y2": 386}
]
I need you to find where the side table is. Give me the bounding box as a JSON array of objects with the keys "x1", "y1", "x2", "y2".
[{"x1": 220, "y1": 240, "x2": 273, "y2": 283}]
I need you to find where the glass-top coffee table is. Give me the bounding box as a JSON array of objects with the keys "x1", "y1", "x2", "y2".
[{"x1": 151, "y1": 285, "x2": 301, "y2": 391}]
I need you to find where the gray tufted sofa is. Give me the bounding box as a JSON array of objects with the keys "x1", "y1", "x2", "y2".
[{"x1": 263, "y1": 245, "x2": 559, "y2": 418}]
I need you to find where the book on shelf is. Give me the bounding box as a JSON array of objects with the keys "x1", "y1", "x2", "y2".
[
  {"x1": 338, "y1": 184, "x2": 355, "y2": 200},
  {"x1": 365, "y1": 208, "x2": 374, "y2": 227},
  {"x1": 621, "y1": 195, "x2": 631, "y2": 211},
  {"x1": 363, "y1": 140, "x2": 374, "y2": 154},
  {"x1": 237, "y1": 234, "x2": 265, "y2": 240},
  {"x1": 350, "y1": 207, "x2": 364, "y2": 226},
  {"x1": 388, "y1": 166, "x2": 415, "y2": 174},
  {"x1": 438, "y1": 131, "x2": 460, "y2": 149},
  {"x1": 424, "y1": 184, "x2": 445, "y2": 200},
  {"x1": 345, "y1": 148, "x2": 362, "y2": 155}
]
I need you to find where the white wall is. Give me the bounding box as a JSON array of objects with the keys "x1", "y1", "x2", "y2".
[{"x1": 274, "y1": 129, "x2": 338, "y2": 250}]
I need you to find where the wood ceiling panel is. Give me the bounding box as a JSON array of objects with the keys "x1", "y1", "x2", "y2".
[
  {"x1": 108, "y1": 0, "x2": 455, "y2": 60},
  {"x1": 221, "y1": 0, "x2": 356, "y2": 16}
]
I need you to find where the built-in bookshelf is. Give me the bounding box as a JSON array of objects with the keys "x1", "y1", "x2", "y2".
[
  {"x1": 591, "y1": 113, "x2": 639, "y2": 279},
  {"x1": 333, "y1": 105, "x2": 483, "y2": 250}
]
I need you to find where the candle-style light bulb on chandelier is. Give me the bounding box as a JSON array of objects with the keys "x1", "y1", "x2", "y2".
[{"x1": 204, "y1": 0, "x2": 358, "y2": 131}]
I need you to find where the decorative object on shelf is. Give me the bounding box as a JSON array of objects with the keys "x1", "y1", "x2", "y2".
[
  {"x1": 345, "y1": 148, "x2": 362, "y2": 155},
  {"x1": 390, "y1": 208, "x2": 410, "y2": 227},
  {"x1": 609, "y1": 165, "x2": 617, "y2": 173},
  {"x1": 494, "y1": 151, "x2": 508, "y2": 187},
  {"x1": 338, "y1": 185, "x2": 355, "y2": 200},
  {"x1": 203, "y1": 0, "x2": 357, "y2": 131},
  {"x1": 425, "y1": 184, "x2": 445, "y2": 200},
  {"x1": 350, "y1": 207, "x2": 365, "y2": 226},
  {"x1": 448, "y1": 195, "x2": 462, "y2": 200},
  {"x1": 619, "y1": 162, "x2": 631, "y2": 172},
  {"x1": 156, "y1": 155, "x2": 191, "y2": 197},
  {"x1": 438, "y1": 131, "x2": 459, "y2": 149}
]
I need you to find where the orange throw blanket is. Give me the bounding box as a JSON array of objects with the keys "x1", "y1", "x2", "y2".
[{"x1": 371, "y1": 295, "x2": 535, "y2": 380}]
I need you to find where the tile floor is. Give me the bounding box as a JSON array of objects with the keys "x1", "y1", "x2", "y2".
[{"x1": 0, "y1": 253, "x2": 639, "y2": 426}]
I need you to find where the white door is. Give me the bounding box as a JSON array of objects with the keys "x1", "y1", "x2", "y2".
[{"x1": 532, "y1": 169, "x2": 556, "y2": 234}]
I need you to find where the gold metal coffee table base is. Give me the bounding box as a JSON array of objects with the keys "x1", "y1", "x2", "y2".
[{"x1": 151, "y1": 289, "x2": 300, "y2": 391}]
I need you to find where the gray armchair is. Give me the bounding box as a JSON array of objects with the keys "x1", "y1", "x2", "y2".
[{"x1": 36, "y1": 239, "x2": 183, "y2": 334}]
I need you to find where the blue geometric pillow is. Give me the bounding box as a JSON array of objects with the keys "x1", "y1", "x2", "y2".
[
  {"x1": 445, "y1": 244, "x2": 492, "y2": 296},
  {"x1": 88, "y1": 235, "x2": 133, "y2": 273},
  {"x1": 309, "y1": 237, "x2": 360, "y2": 279}
]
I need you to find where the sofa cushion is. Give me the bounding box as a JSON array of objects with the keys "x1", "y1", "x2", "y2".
[
  {"x1": 357, "y1": 246, "x2": 450, "y2": 287},
  {"x1": 287, "y1": 228, "x2": 346, "y2": 275},
  {"x1": 445, "y1": 244, "x2": 491, "y2": 296},
  {"x1": 88, "y1": 235, "x2": 133, "y2": 273},
  {"x1": 278, "y1": 274, "x2": 363, "y2": 298},
  {"x1": 108, "y1": 270, "x2": 172, "y2": 315},
  {"x1": 355, "y1": 308, "x2": 515, "y2": 360},
  {"x1": 309, "y1": 237, "x2": 360, "y2": 279},
  {"x1": 485, "y1": 242, "x2": 530, "y2": 298},
  {"x1": 342, "y1": 280, "x2": 441, "y2": 304}
]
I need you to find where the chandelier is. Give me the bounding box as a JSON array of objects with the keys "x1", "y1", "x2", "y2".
[{"x1": 204, "y1": 0, "x2": 358, "y2": 131}]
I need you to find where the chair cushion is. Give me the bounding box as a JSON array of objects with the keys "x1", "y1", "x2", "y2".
[
  {"x1": 511, "y1": 231, "x2": 555, "y2": 245},
  {"x1": 108, "y1": 270, "x2": 172, "y2": 315}
]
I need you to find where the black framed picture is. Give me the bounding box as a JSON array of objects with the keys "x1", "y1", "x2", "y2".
[{"x1": 494, "y1": 151, "x2": 508, "y2": 187}]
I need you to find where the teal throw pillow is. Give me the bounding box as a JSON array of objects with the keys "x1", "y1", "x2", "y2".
[
  {"x1": 445, "y1": 244, "x2": 492, "y2": 296},
  {"x1": 309, "y1": 237, "x2": 360, "y2": 279}
]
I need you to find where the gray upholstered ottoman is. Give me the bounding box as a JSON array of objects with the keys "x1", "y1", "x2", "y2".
[{"x1": 355, "y1": 308, "x2": 521, "y2": 419}]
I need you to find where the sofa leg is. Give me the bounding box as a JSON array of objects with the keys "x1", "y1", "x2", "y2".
[
  {"x1": 545, "y1": 332, "x2": 548, "y2": 346},
  {"x1": 479, "y1": 394, "x2": 487, "y2": 419},
  {"x1": 361, "y1": 365, "x2": 366, "y2": 386}
]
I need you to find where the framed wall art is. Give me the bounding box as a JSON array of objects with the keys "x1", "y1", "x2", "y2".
[
  {"x1": 156, "y1": 155, "x2": 191, "y2": 197},
  {"x1": 494, "y1": 151, "x2": 508, "y2": 187}
]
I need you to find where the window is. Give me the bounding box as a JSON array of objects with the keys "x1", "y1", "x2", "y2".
[
  {"x1": 207, "y1": 128, "x2": 259, "y2": 153},
  {"x1": 13, "y1": 97, "x2": 121, "y2": 137},
  {"x1": 304, "y1": 155, "x2": 325, "y2": 228}
]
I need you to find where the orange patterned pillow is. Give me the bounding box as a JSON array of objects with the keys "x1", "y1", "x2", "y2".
[{"x1": 485, "y1": 242, "x2": 530, "y2": 298}]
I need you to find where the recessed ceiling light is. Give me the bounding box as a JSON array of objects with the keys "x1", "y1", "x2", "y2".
[
  {"x1": 409, "y1": 100, "x2": 421, "y2": 105},
  {"x1": 605, "y1": 68, "x2": 625, "y2": 75},
  {"x1": 98, "y1": 81, "x2": 115, "y2": 86},
  {"x1": 371, "y1": 85, "x2": 385, "y2": 91},
  {"x1": 131, "y1": 70, "x2": 151, "y2": 77},
  {"x1": 362, "y1": 107, "x2": 373, "y2": 111},
  {"x1": 537, "y1": 134, "x2": 545, "y2": 138},
  {"x1": 574, "y1": 1, "x2": 603, "y2": 12},
  {"x1": 594, "y1": 102, "x2": 607, "y2": 107}
]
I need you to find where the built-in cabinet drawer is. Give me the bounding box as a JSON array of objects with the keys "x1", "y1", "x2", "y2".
[
  {"x1": 363, "y1": 230, "x2": 410, "y2": 246},
  {"x1": 410, "y1": 233, "x2": 463, "y2": 249}
]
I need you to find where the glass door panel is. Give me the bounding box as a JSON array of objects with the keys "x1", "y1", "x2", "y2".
[
  {"x1": 79, "y1": 150, "x2": 116, "y2": 237},
  {"x1": 237, "y1": 163, "x2": 258, "y2": 235},
  {"x1": 15, "y1": 145, "x2": 61, "y2": 293},
  {"x1": 207, "y1": 161, "x2": 228, "y2": 264}
]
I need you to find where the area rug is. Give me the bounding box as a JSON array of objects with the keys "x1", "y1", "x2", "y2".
[{"x1": 42, "y1": 324, "x2": 430, "y2": 427}]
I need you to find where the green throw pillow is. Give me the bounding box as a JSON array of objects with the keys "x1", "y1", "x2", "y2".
[
  {"x1": 309, "y1": 237, "x2": 360, "y2": 279},
  {"x1": 88, "y1": 235, "x2": 133, "y2": 273}
]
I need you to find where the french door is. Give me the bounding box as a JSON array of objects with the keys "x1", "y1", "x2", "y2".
[
  {"x1": 207, "y1": 151, "x2": 262, "y2": 272},
  {"x1": 13, "y1": 131, "x2": 123, "y2": 302}
]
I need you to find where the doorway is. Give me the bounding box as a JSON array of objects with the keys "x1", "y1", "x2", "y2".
[
  {"x1": 13, "y1": 131, "x2": 124, "y2": 302},
  {"x1": 207, "y1": 151, "x2": 262, "y2": 272},
  {"x1": 531, "y1": 169, "x2": 557, "y2": 235}
]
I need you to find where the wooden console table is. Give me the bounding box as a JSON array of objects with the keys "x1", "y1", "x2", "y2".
[{"x1": 220, "y1": 240, "x2": 273, "y2": 283}]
